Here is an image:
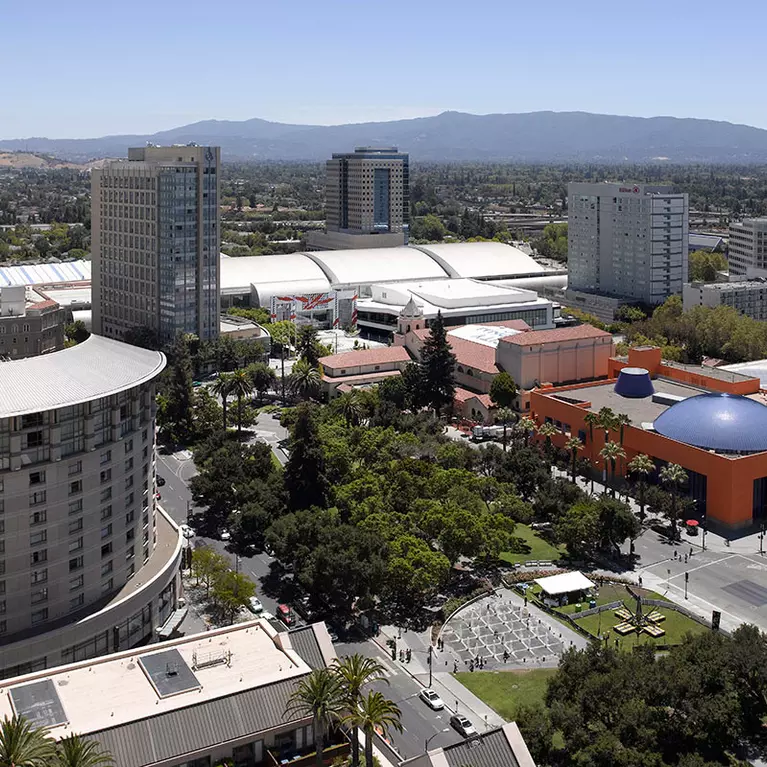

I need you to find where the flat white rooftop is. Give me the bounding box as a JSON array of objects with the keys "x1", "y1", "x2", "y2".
[
  {"x1": 448, "y1": 324, "x2": 525, "y2": 348},
  {"x1": 0, "y1": 619, "x2": 311, "y2": 739}
]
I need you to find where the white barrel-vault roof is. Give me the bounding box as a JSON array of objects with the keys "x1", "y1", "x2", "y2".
[
  {"x1": 0, "y1": 335, "x2": 166, "y2": 418},
  {"x1": 304, "y1": 247, "x2": 449, "y2": 287},
  {"x1": 220, "y1": 254, "x2": 331, "y2": 296},
  {"x1": 414, "y1": 242, "x2": 545, "y2": 279}
]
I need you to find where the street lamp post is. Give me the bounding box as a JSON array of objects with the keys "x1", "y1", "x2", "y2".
[
  {"x1": 760, "y1": 523, "x2": 765, "y2": 555},
  {"x1": 684, "y1": 571, "x2": 689, "y2": 600},
  {"x1": 428, "y1": 645, "x2": 433, "y2": 688}
]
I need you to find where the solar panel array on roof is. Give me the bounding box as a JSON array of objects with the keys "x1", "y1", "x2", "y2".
[
  {"x1": 9, "y1": 678, "x2": 68, "y2": 728},
  {"x1": 139, "y1": 649, "x2": 201, "y2": 698}
]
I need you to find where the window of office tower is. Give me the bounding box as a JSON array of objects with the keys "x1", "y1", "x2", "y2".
[{"x1": 373, "y1": 168, "x2": 390, "y2": 231}]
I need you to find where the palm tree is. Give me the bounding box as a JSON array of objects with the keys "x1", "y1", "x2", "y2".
[
  {"x1": 599, "y1": 441, "x2": 626, "y2": 495},
  {"x1": 211, "y1": 372, "x2": 234, "y2": 429},
  {"x1": 333, "y1": 654, "x2": 389, "y2": 767},
  {"x1": 337, "y1": 391, "x2": 364, "y2": 427},
  {"x1": 537, "y1": 421, "x2": 559, "y2": 465},
  {"x1": 289, "y1": 359, "x2": 321, "y2": 401},
  {"x1": 56, "y1": 734, "x2": 113, "y2": 767},
  {"x1": 660, "y1": 463, "x2": 688, "y2": 541},
  {"x1": 0, "y1": 715, "x2": 56, "y2": 767},
  {"x1": 628, "y1": 453, "x2": 655, "y2": 520},
  {"x1": 597, "y1": 406, "x2": 617, "y2": 443},
  {"x1": 248, "y1": 362, "x2": 276, "y2": 405},
  {"x1": 515, "y1": 416, "x2": 537, "y2": 448},
  {"x1": 564, "y1": 436, "x2": 583, "y2": 484},
  {"x1": 614, "y1": 412, "x2": 632, "y2": 445},
  {"x1": 228, "y1": 368, "x2": 253, "y2": 435},
  {"x1": 343, "y1": 691, "x2": 402, "y2": 767},
  {"x1": 284, "y1": 669, "x2": 344, "y2": 767},
  {"x1": 583, "y1": 411, "x2": 600, "y2": 445},
  {"x1": 495, "y1": 407, "x2": 515, "y2": 452}
]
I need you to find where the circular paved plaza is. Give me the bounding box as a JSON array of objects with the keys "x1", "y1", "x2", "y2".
[{"x1": 440, "y1": 591, "x2": 582, "y2": 669}]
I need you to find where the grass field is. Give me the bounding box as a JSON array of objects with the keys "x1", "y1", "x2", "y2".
[
  {"x1": 454, "y1": 669, "x2": 556, "y2": 720},
  {"x1": 499, "y1": 525, "x2": 564, "y2": 565},
  {"x1": 554, "y1": 583, "x2": 665, "y2": 615},
  {"x1": 574, "y1": 603, "x2": 708, "y2": 647}
]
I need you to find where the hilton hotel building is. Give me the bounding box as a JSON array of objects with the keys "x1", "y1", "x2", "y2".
[
  {"x1": 567, "y1": 182, "x2": 689, "y2": 310},
  {"x1": 0, "y1": 335, "x2": 181, "y2": 679},
  {"x1": 91, "y1": 145, "x2": 221, "y2": 345}
]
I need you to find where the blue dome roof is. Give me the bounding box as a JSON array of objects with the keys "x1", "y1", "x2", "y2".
[{"x1": 653, "y1": 393, "x2": 767, "y2": 453}]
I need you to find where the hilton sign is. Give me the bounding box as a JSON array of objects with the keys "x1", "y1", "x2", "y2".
[{"x1": 618, "y1": 186, "x2": 641, "y2": 193}]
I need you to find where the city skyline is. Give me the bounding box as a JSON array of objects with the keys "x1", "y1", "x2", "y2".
[{"x1": 2, "y1": 0, "x2": 767, "y2": 137}]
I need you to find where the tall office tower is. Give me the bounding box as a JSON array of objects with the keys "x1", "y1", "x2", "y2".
[
  {"x1": 728, "y1": 218, "x2": 767, "y2": 276},
  {"x1": 306, "y1": 147, "x2": 409, "y2": 250},
  {"x1": 92, "y1": 145, "x2": 221, "y2": 345},
  {"x1": 567, "y1": 182, "x2": 689, "y2": 306}
]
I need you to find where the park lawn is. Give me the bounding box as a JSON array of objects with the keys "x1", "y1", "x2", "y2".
[
  {"x1": 555, "y1": 583, "x2": 666, "y2": 615},
  {"x1": 454, "y1": 668, "x2": 556, "y2": 721},
  {"x1": 574, "y1": 604, "x2": 708, "y2": 648},
  {"x1": 499, "y1": 525, "x2": 564, "y2": 565}
]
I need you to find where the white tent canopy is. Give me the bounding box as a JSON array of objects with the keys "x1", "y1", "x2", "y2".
[{"x1": 534, "y1": 571, "x2": 595, "y2": 596}]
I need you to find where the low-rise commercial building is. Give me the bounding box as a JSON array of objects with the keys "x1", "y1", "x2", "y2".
[
  {"x1": 0, "y1": 335, "x2": 179, "y2": 679},
  {"x1": 683, "y1": 279, "x2": 767, "y2": 320},
  {"x1": 529, "y1": 345, "x2": 767, "y2": 530},
  {"x1": 0, "y1": 619, "x2": 338, "y2": 767},
  {"x1": 0, "y1": 285, "x2": 65, "y2": 359},
  {"x1": 319, "y1": 346, "x2": 411, "y2": 398}
]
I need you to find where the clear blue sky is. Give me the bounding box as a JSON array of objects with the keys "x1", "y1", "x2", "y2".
[{"x1": 2, "y1": 0, "x2": 765, "y2": 138}]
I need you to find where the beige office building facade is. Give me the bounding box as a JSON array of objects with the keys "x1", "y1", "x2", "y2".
[
  {"x1": 567, "y1": 182, "x2": 689, "y2": 305},
  {"x1": 92, "y1": 145, "x2": 221, "y2": 345},
  {"x1": 0, "y1": 335, "x2": 181, "y2": 679},
  {"x1": 728, "y1": 218, "x2": 767, "y2": 275}
]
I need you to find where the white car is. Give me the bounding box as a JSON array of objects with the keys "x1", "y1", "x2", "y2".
[
  {"x1": 248, "y1": 597, "x2": 264, "y2": 614},
  {"x1": 450, "y1": 714, "x2": 477, "y2": 738},
  {"x1": 419, "y1": 689, "x2": 445, "y2": 711},
  {"x1": 179, "y1": 524, "x2": 195, "y2": 540},
  {"x1": 220, "y1": 530, "x2": 231, "y2": 541}
]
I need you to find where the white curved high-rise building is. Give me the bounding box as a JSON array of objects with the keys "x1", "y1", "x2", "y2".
[{"x1": 0, "y1": 335, "x2": 181, "y2": 679}]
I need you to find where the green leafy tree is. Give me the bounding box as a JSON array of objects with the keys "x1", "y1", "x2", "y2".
[
  {"x1": 296, "y1": 325, "x2": 326, "y2": 367},
  {"x1": 159, "y1": 334, "x2": 195, "y2": 443},
  {"x1": 688, "y1": 249, "x2": 728, "y2": 282},
  {"x1": 419, "y1": 312, "x2": 456, "y2": 416},
  {"x1": 0, "y1": 715, "x2": 56, "y2": 767},
  {"x1": 555, "y1": 500, "x2": 600, "y2": 558},
  {"x1": 248, "y1": 362, "x2": 276, "y2": 405},
  {"x1": 284, "y1": 404, "x2": 329, "y2": 511},
  {"x1": 333, "y1": 655, "x2": 390, "y2": 767},
  {"x1": 284, "y1": 669, "x2": 344, "y2": 767},
  {"x1": 210, "y1": 569, "x2": 256, "y2": 622},
  {"x1": 191, "y1": 547, "x2": 229, "y2": 596},
  {"x1": 64, "y1": 320, "x2": 89, "y2": 345},
  {"x1": 489, "y1": 371, "x2": 518, "y2": 409},
  {"x1": 56, "y1": 734, "x2": 113, "y2": 767}
]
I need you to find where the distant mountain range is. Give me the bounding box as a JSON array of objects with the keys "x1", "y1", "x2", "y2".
[{"x1": 3, "y1": 111, "x2": 767, "y2": 163}]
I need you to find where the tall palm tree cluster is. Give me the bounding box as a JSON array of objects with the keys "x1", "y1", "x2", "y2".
[
  {"x1": 0, "y1": 716, "x2": 112, "y2": 767},
  {"x1": 211, "y1": 362, "x2": 276, "y2": 433},
  {"x1": 285, "y1": 654, "x2": 402, "y2": 767}
]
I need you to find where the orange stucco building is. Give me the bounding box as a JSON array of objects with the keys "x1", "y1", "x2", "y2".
[{"x1": 530, "y1": 346, "x2": 767, "y2": 530}]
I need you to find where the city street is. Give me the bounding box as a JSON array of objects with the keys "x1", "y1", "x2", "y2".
[{"x1": 334, "y1": 637, "x2": 464, "y2": 760}]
